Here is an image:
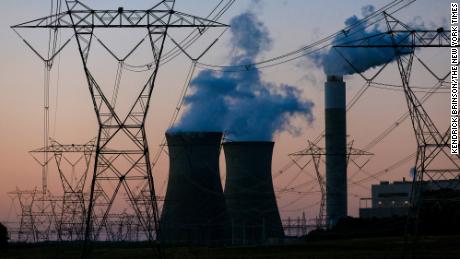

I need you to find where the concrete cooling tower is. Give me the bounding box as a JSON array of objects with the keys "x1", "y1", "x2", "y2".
[
  {"x1": 325, "y1": 75, "x2": 348, "y2": 227},
  {"x1": 160, "y1": 132, "x2": 230, "y2": 245},
  {"x1": 223, "y1": 141, "x2": 284, "y2": 244}
]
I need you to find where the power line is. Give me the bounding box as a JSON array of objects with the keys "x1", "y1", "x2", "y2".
[{"x1": 196, "y1": 0, "x2": 415, "y2": 72}]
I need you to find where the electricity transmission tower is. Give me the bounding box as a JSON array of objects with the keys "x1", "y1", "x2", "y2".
[
  {"x1": 27, "y1": 148, "x2": 59, "y2": 242},
  {"x1": 30, "y1": 138, "x2": 96, "y2": 241},
  {"x1": 334, "y1": 12, "x2": 459, "y2": 237},
  {"x1": 289, "y1": 139, "x2": 372, "y2": 229},
  {"x1": 8, "y1": 189, "x2": 38, "y2": 242},
  {"x1": 12, "y1": 0, "x2": 227, "y2": 256},
  {"x1": 289, "y1": 141, "x2": 327, "y2": 229}
]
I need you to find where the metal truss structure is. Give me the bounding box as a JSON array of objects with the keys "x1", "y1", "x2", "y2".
[
  {"x1": 8, "y1": 139, "x2": 95, "y2": 243},
  {"x1": 282, "y1": 212, "x2": 309, "y2": 237},
  {"x1": 289, "y1": 140, "x2": 372, "y2": 229},
  {"x1": 7, "y1": 187, "x2": 60, "y2": 242},
  {"x1": 13, "y1": 1, "x2": 227, "y2": 257},
  {"x1": 334, "y1": 12, "x2": 460, "y2": 242},
  {"x1": 8, "y1": 189, "x2": 38, "y2": 242},
  {"x1": 30, "y1": 138, "x2": 96, "y2": 241},
  {"x1": 25, "y1": 149, "x2": 59, "y2": 242}
]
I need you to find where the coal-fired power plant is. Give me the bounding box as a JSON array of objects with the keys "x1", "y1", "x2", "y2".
[
  {"x1": 160, "y1": 132, "x2": 230, "y2": 244},
  {"x1": 325, "y1": 75, "x2": 348, "y2": 226},
  {"x1": 223, "y1": 141, "x2": 284, "y2": 244}
]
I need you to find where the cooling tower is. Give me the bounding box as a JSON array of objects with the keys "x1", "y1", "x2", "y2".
[
  {"x1": 160, "y1": 132, "x2": 230, "y2": 245},
  {"x1": 325, "y1": 75, "x2": 347, "y2": 226},
  {"x1": 223, "y1": 141, "x2": 284, "y2": 244}
]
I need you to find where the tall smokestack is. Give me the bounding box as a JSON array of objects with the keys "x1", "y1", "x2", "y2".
[
  {"x1": 223, "y1": 141, "x2": 284, "y2": 244},
  {"x1": 325, "y1": 75, "x2": 347, "y2": 226},
  {"x1": 161, "y1": 132, "x2": 230, "y2": 245}
]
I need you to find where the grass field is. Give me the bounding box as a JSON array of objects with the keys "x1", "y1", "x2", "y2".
[{"x1": 1, "y1": 235, "x2": 459, "y2": 259}]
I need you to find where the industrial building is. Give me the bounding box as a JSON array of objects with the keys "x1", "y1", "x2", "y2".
[
  {"x1": 160, "y1": 132, "x2": 231, "y2": 245},
  {"x1": 224, "y1": 141, "x2": 284, "y2": 244},
  {"x1": 360, "y1": 177, "x2": 460, "y2": 218}
]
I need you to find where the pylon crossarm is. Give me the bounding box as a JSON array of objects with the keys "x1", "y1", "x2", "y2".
[
  {"x1": 11, "y1": 9, "x2": 228, "y2": 29},
  {"x1": 29, "y1": 139, "x2": 96, "y2": 153},
  {"x1": 334, "y1": 30, "x2": 452, "y2": 49}
]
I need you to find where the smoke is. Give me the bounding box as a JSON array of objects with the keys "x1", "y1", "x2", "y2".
[
  {"x1": 311, "y1": 5, "x2": 408, "y2": 75},
  {"x1": 170, "y1": 12, "x2": 314, "y2": 141}
]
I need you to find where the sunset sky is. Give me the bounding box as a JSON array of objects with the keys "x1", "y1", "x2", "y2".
[{"x1": 0, "y1": 0, "x2": 452, "y2": 225}]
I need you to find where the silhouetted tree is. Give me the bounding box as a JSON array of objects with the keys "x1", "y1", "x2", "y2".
[{"x1": 0, "y1": 222, "x2": 8, "y2": 250}]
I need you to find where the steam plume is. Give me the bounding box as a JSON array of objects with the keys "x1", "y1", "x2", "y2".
[
  {"x1": 171, "y1": 12, "x2": 314, "y2": 141},
  {"x1": 312, "y1": 5, "x2": 409, "y2": 75}
]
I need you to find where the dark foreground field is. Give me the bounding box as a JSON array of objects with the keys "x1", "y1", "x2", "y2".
[{"x1": 1, "y1": 236, "x2": 459, "y2": 259}]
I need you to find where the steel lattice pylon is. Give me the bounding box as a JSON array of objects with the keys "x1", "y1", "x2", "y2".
[
  {"x1": 381, "y1": 13, "x2": 460, "y2": 238},
  {"x1": 289, "y1": 141, "x2": 327, "y2": 229},
  {"x1": 13, "y1": 0, "x2": 227, "y2": 256},
  {"x1": 30, "y1": 138, "x2": 96, "y2": 241},
  {"x1": 289, "y1": 139, "x2": 372, "y2": 229},
  {"x1": 334, "y1": 11, "x2": 460, "y2": 244},
  {"x1": 8, "y1": 189, "x2": 38, "y2": 242}
]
